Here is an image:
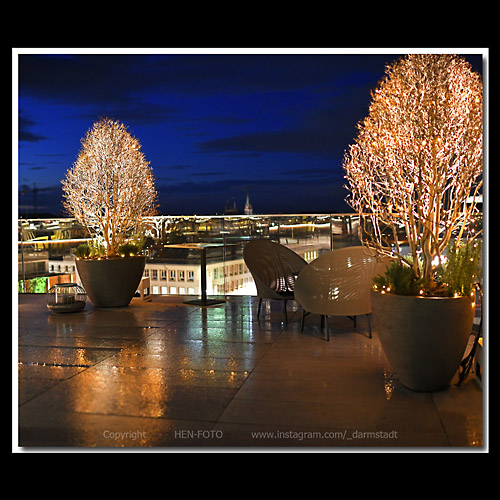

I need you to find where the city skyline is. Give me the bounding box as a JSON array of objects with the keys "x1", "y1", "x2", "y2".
[{"x1": 15, "y1": 48, "x2": 484, "y2": 216}]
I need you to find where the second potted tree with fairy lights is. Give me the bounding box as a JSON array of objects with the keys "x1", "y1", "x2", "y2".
[
  {"x1": 343, "y1": 54, "x2": 483, "y2": 391},
  {"x1": 62, "y1": 117, "x2": 158, "y2": 307}
]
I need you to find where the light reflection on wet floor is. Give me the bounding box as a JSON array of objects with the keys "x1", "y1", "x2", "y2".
[{"x1": 18, "y1": 294, "x2": 483, "y2": 448}]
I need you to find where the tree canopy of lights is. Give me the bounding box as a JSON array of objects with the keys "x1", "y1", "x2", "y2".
[
  {"x1": 343, "y1": 54, "x2": 483, "y2": 289},
  {"x1": 62, "y1": 118, "x2": 158, "y2": 257}
]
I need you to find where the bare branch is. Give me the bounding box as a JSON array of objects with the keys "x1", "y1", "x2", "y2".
[
  {"x1": 62, "y1": 118, "x2": 158, "y2": 257},
  {"x1": 343, "y1": 54, "x2": 483, "y2": 287}
]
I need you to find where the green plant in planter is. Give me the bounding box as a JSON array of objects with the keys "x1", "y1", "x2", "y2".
[
  {"x1": 373, "y1": 240, "x2": 482, "y2": 297},
  {"x1": 373, "y1": 260, "x2": 424, "y2": 296},
  {"x1": 437, "y1": 240, "x2": 482, "y2": 297},
  {"x1": 117, "y1": 241, "x2": 143, "y2": 257},
  {"x1": 74, "y1": 242, "x2": 106, "y2": 259}
]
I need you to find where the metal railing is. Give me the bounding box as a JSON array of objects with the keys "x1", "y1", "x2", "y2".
[
  {"x1": 18, "y1": 212, "x2": 482, "y2": 295},
  {"x1": 17, "y1": 214, "x2": 362, "y2": 295}
]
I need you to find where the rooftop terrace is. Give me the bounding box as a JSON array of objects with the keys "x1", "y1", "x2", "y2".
[{"x1": 17, "y1": 293, "x2": 484, "y2": 450}]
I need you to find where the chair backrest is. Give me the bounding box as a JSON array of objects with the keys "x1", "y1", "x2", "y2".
[
  {"x1": 243, "y1": 239, "x2": 307, "y2": 299},
  {"x1": 294, "y1": 246, "x2": 392, "y2": 317}
]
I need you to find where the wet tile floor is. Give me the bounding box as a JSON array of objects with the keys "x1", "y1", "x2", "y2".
[{"x1": 17, "y1": 294, "x2": 484, "y2": 450}]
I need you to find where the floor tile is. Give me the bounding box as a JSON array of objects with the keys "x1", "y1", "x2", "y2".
[{"x1": 16, "y1": 294, "x2": 485, "y2": 450}]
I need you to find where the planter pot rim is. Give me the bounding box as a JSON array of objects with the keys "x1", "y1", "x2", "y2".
[
  {"x1": 76, "y1": 255, "x2": 145, "y2": 260},
  {"x1": 371, "y1": 290, "x2": 472, "y2": 301}
]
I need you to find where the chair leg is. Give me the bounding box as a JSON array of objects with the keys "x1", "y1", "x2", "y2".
[
  {"x1": 325, "y1": 315, "x2": 330, "y2": 341},
  {"x1": 348, "y1": 315, "x2": 357, "y2": 330},
  {"x1": 367, "y1": 313, "x2": 372, "y2": 339},
  {"x1": 257, "y1": 298, "x2": 262, "y2": 318},
  {"x1": 301, "y1": 309, "x2": 306, "y2": 331},
  {"x1": 283, "y1": 300, "x2": 288, "y2": 324}
]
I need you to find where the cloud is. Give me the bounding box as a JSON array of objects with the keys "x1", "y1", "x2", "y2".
[
  {"x1": 156, "y1": 171, "x2": 350, "y2": 215},
  {"x1": 155, "y1": 164, "x2": 193, "y2": 171},
  {"x1": 17, "y1": 53, "x2": 395, "y2": 141},
  {"x1": 19, "y1": 53, "x2": 390, "y2": 105},
  {"x1": 18, "y1": 115, "x2": 48, "y2": 143},
  {"x1": 19, "y1": 55, "x2": 142, "y2": 105},
  {"x1": 221, "y1": 152, "x2": 260, "y2": 158},
  {"x1": 194, "y1": 72, "x2": 381, "y2": 160},
  {"x1": 141, "y1": 54, "x2": 395, "y2": 96},
  {"x1": 75, "y1": 102, "x2": 180, "y2": 126},
  {"x1": 195, "y1": 126, "x2": 355, "y2": 160},
  {"x1": 285, "y1": 168, "x2": 344, "y2": 179},
  {"x1": 19, "y1": 55, "x2": 181, "y2": 126},
  {"x1": 196, "y1": 129, "x2": 335, "y2": 157}
]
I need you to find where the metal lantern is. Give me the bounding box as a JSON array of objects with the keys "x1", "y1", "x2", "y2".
[{"x1": 47, "y1": 283, "x2": 87, "y2": 313}]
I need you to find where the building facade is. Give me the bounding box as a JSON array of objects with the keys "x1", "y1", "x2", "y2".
[{"x1": 143, "y1": 258, "x2": 256, "y2": 296}]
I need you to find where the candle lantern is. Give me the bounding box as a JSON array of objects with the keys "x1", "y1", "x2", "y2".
[{"x1": 47, "y1": 283, "x2": 86, "y2": 313}]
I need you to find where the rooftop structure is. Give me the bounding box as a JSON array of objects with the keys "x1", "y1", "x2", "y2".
[{"x1": 244, "y1": 193, "x2": 253, "y2": 216}]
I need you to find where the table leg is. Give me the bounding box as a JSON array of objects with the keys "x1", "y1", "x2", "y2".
[{"x1": 184, "y1": 247, "x2": 225, "y2": 306}]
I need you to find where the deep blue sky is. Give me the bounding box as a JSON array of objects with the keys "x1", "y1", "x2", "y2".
[{"x1": 16, "y1": 50, "x2": 484, "y2": 216}]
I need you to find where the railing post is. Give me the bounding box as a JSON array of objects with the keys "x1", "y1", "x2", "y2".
[
  {"x1": 19, "y1": 221, "x2": 26, "y2": 292},
  {"x1": 221, "y1": 216, "x2": 227, "y2": 295},
  {"x1": 330, "y1": 215, "x2": 334, "y2": 251}
]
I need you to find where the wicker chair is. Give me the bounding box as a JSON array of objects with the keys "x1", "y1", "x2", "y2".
[
  {"x1": 294, "y1": 246, "x2": 392, "y2": 340},
  {"x1": 243, "y1": 239, "x2": 307, "y2": 324}
]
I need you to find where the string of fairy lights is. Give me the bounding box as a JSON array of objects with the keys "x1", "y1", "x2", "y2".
[
  {"x1": 343, "y1": 54, "x2": 483, "y2": 287},
  {"x1": 61, "y1": 118, "x2": 158, "y2": 257}
]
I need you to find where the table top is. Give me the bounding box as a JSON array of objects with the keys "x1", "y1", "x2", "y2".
[{"x1": 164, "y1": 242, "x2": 237, "y2": 249}]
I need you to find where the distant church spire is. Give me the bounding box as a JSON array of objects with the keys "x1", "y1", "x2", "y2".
[{"x1": 244, "y1": 192, "x2": 253, "y2": 215}]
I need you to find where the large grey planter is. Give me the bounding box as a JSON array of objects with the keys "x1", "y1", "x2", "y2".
[
  {"x1": 370, "y1": 291, "x2": 475, "y2": 392},
  {"x1": 76, "y1": 256, "x2": 146, "y2": 308}
]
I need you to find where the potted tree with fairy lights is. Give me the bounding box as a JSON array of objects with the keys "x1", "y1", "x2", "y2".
[
  {"x1": 343, "y1": 54, "x2": 483, "y2": 391},
  {"x1": 62, "y1": 118, "x2": 158, "y2": 307}
]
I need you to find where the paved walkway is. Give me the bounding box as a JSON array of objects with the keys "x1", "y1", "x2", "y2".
[{"x1": 17, "y1": 294, "x2": 484, "y2": 450}]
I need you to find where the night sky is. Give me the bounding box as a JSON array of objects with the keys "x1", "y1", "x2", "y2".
[{"x1": 16, "y1": 49, "x2": 484, "y2": 217}]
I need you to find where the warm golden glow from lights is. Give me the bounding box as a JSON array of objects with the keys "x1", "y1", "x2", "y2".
[
  {"x1": 62, "y1": 118, "x2": 158, "y2": 257},
  {"x1": 343, "y1": 54, "x2": 483, "y2": 285}
]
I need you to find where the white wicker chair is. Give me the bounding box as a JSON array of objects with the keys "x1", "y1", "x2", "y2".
[
  {"x1": 294, "y1": 246, "x2": 392, "y2": 340},
  {"x1": 243, "y1": 239, "x2": 307, "y2": 324}
]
